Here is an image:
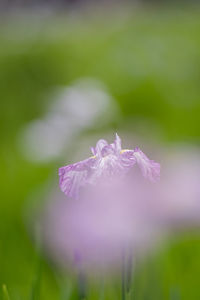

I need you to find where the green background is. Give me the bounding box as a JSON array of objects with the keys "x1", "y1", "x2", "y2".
[{"x1": 1, "y1": 6, "x2": 200, "y2": 299}]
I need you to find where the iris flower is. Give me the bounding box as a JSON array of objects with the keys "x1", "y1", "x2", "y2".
[{"x1": 59, "y1": 134, "x2": 160, "y2": 199}]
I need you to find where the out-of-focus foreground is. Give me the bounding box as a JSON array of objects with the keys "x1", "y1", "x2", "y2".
[{"x1": 1, "y1": 4, "x2": 200, "y2": 300}]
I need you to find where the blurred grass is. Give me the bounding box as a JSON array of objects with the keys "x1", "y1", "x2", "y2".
[
  {"x1": 1, "y1": 5, "x2": 200, "y2": 300},
  {"x1": 2, "y1": 285, "x2": 10, "y2": 300}
]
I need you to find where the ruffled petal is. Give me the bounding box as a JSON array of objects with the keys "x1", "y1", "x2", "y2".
[
  {"x1": 114, "y1": 133, "x2": 122, "y2": 154},
  {"x1": 133, "y1": 147, "x2": 160, "y2": 182},
  {"x1": 59, "y1": 136, "x2": 161, "y2": 199},
  {"x1": 120, "y1": 150, "x2": 136, "y2": 169},
  {"x1": 90, "y1": 147, "x2": 96, "y2": 156},
  {"x1": 59, "y1": 157, "x2": 96, "y2": 199},
  {"x1": 95, "y1": 139, "x2": 108, "y2": 157}
]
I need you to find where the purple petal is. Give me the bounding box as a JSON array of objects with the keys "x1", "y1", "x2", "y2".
[
  {"x1": 133, "y1": 148, "x2": 160, "y2": 182},
  {"x1": 120, "y1": 150, "x2": 136, "y2": 169},
  {"x1": 59, "y1": 157, "x2": 96, "y2": 199},
  {"x1": 95, "y1": 139, "x2": 108, "y2": 157},
  {"x1": 114, "y1": 133, "x2": 122, "y2": 154},
  {"x1": 90, "y1": 147, "x2": 96, "y2": 156}
]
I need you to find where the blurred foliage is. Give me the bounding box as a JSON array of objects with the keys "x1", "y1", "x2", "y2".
[{"x1": 1, "y1": 6, "x2": 200, "y2": 300}]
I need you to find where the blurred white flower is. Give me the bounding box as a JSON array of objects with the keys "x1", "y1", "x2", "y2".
[
  {"x1": 18, "y1": 78, "x2": 118, "y2": 163},
  {"x1": 50, "y1": 79, "x2": 115, "y2": 128}
]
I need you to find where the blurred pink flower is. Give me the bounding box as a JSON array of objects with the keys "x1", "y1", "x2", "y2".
[
  {"x1": 155, "y1": 150, "x2": 200, "y2": 227},
  {"x1": 43, "y1": 179, "x2": 158, "y2": 272},
  {"x1": 59, "y1": 134, "x2": 160, "y2": 199}
]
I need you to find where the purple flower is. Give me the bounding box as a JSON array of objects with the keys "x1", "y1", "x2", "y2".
[{"x1": 59, "y1": 134, "x2": 160, "y2": 199}]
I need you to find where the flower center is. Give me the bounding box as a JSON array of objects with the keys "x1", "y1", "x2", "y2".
[{"x1": 120, "y1": 149, "x2": 130, "y2": 154}]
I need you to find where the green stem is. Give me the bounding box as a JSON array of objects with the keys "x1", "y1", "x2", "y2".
[
  {"x1": 30, "y1": 258, "x2": 42, "y2": 300},
  {"x1": 77, "y1": 271, "x2": 87, "y2": 300},
  {"x1": 121, "y1": 251, "x2": 126, "y2": 300},
  {"x1": 126, "y1": 248, "x2": 133, "y2": 299},
  {"x1": 99, "y1": 277, "x2": 105, "y2": 300}
]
